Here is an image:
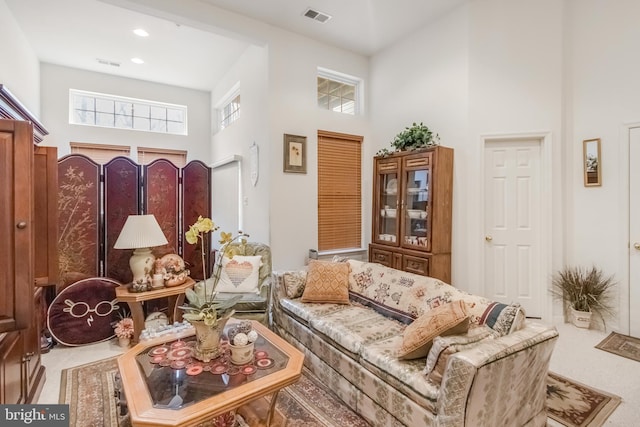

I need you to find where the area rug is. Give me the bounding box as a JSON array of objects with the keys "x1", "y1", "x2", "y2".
[
  {"x1": 60, "y1": 357, "x2": 622, "y2": 427},
  {"x1": 59, "y1": 356, "x2": 369, "y2": 427},
  {"x1": 595, "y1": 331, "x2": 640, "y2": 362},
  {"x1": 547, "y1": 372, "x2": 621, "y2": 427}
]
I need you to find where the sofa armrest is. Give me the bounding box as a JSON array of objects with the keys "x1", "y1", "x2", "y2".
[{"x1": 437, "y1": 322, "x2": 558, "y2": 426}]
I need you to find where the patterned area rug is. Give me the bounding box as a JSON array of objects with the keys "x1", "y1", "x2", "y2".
[
  {"x1": 595, "y1": 332, "x2": 640, "y2": 362},
  {"x1": 59, "y1": 356, "x2": 369, "y2": 427},
  {"x1": 59, "y1": 357, "x2": 621, "y2": 427},
  {"x1": 547, "y1": 372, "x2": 621, "y2": 427}
]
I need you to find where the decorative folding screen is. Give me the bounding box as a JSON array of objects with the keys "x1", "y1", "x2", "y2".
[{"x1": 57, "y1": 155, "x2": 211, "y2": 286}]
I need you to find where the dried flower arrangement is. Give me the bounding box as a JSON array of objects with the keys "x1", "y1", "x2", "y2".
[{"x1": 113, "y1": 317, "x2": 134, "y2": 340}]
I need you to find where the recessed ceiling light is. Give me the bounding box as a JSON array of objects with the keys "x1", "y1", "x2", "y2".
[
  {"x1": 133, "y1": 28, "x2": 149, "y2": 37},
  {"x1": 131, "y1": 57, "x2": 144, "y2": 64}
]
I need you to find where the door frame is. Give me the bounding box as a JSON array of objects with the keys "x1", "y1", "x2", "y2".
[
  {"x1": 618, "y1": 121, "x2": 640, "y2": 335},
  {"x1": 479, "y1": 131, "x2": 553, "y2": 322}
]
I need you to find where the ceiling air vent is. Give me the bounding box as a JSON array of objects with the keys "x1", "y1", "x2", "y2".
[
  {"x1": 303, "y1": 7, "x2": 332, "y2": 24},
  {"x1": 96, "y1": 58, "x2": 121, "y2": 68}
]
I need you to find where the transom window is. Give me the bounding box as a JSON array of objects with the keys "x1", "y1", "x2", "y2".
[
  {"x1": 317, "y1": 68, "x2": 361, "y2": 115},
  {"x1": 69, "y1": 89, "x2": 188, "y2": 135},
  {"x1": 221, "y1": 94, "x2": 240, "y2": 130}
]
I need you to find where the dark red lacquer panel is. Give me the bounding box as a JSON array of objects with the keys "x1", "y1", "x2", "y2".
[
  {"x1": 182, "y1": 161, "x2": 212, "y2": 279},
  {"x1": 104, "y1": 156, "x2": 141, "y2": 283},
  {"x1": 144, "y1": 159, "x2": 179, "y2": 257},
  {"x1": 57, "y1": 154, "x2": 101, "y2": 286}
]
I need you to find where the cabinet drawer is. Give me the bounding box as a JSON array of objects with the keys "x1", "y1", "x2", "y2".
[
  {"x1": 402, "y1": 255, "x2": 429, "y2": 276},
  {"x1": 370, "y1": 248, "x2": 393, "y2": 267},
  {"x1": 377, "y1": 159, "x2": 399, "y2": 173},
  {"x1": 404, "y1": 153, "x2": 431, "y2": 169}
]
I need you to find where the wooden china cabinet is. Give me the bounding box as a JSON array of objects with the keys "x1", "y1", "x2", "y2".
[
  {"x1": 369, "y1": 146, "x2": 453, "y2": 283},
  {"x1": 0, "y1": 85, "x2": 56, "y2": 404}
]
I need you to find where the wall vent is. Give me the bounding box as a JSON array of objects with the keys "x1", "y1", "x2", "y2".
[
  {"x1": 96, "y1": 58, "x2": 121, "y2": 67},
  {"x1": 303, "y1": 8, "x2": 332, "y2": 24}
]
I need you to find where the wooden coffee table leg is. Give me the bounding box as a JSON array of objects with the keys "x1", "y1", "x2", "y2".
[
  {"x1": 266, "y1": 390, "x2": 281, "y2": 427},
  {"x1": 126, "y1": 302, "x2": 144, "y2": 344}
]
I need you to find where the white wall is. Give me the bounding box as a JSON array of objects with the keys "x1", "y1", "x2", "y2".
[
  {"x1": 211, "y1": 45, "x2": 269, "y2": 247},
  {"x1": 370, "y1": 5, "x2": 470, "y2": 287},
  {"x1": 467, "y1": 0, "x2": 565, "y2": 306},
  {"x1": 125, "y1": 0, "x2": 373, "y2": 269},
  {"x1": 370, "y1": 0, "x2": 565, "y2": 314},
  {"x1": 0, "y1": 0, "x2": 40, "y2": 116},
  {"x1": 370, "y1": 0, "x2": 640, "y2": 330},
  {"x1": 40, "y1": 63, "x2": 211, "y2": 160},
  {"x1": 266, "y1": 30, "x2": 371, "y2": 269},
  {"x1": 566, "y1": 0, "x2": 640, "y2": 331}
]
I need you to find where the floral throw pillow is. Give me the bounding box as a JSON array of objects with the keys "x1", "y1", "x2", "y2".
[
  {"x1": 216, "y1": 255, "x2": 262, "y2": 294},
  {"x1": 283, "y1": 271, "x2": 307, "y2": 299},
  {"x1": 347, "y1": 259, "x2": 452, "y2": 324}
]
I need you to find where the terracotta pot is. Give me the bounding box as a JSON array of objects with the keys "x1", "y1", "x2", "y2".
[{"x1": 190, "y1": 317, "x2": 229, "y2": 362}]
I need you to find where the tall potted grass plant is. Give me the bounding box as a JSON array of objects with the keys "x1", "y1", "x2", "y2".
[{"x1": 551, "y1": 265, "x2": 616, "y2": 329}]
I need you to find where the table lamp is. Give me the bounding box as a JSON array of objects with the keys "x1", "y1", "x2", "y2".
[{"x1": 114, "y1": 214, "x2": 168, "y2": 283}]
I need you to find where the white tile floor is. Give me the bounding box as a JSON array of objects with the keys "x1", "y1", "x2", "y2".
[{"x1": 38, "y1": 322, "x2": 639, "y2": 426}]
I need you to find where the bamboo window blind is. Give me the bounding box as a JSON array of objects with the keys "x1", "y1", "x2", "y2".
[
  {"x1": 317, "y1": 131, "x2": 362, "y2": 251},
  {"x1": 70, "y1": 142, "x2": 130, "y2": 164}
]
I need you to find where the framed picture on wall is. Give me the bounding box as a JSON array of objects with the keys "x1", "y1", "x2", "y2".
[{"x1": 283, "y1": 134, "x2": 307, "y2": 173}]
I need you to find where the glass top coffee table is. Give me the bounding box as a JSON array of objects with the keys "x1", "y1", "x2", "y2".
[{"x1": 117, "y1": 319, "x2": 304, "y2": 427}]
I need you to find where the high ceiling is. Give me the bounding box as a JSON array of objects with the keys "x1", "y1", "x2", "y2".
[{"x1": 5, "y1": 0, "x2": 467, "y2": 92}]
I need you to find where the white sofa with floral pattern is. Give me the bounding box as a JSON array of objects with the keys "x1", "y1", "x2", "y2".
[{"x1": 271, "y1": 259, "x2": 558, "y2": 427}]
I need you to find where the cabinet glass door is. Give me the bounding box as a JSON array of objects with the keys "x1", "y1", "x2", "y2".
[
  {"x1": 403, "y1": 168, "x2": 430, "y2": 250},
  {"x1": 377, "y1": 171, "x2": 399, "y2": 244}
]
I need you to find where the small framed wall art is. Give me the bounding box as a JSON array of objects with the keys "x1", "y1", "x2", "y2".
[
  {"x1": 283, "y1": 133, "x2": 307, "y2": 174},
  {"x1": 583, "y1": 138, "x2": 601, "y2": 187}
]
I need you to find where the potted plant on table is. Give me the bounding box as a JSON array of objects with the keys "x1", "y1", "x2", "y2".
[
  {"x1": 178, "y1": 216, "x2": 247, "y2": 362},
  {"x1": 551, "y1": 265, "x2": 617, "y2": 329}
]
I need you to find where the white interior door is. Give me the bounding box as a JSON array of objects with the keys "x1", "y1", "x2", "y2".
[
  {"x1": 484, "y1": 139, "x2": 542, "y2": 317},
  {"x1": 628, "y1": 127, "x2": 640, "y2": 337}
]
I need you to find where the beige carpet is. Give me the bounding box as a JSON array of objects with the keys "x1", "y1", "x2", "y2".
[
  {"x1": 60, "y1": 357, "x2": 621, "y2": 427},
  {"x1": 595, "y1": 332, "x2": 640, "y2": 362},
  {"x1": 547, "y1": 372, "x2": 621, "y2": 427}
]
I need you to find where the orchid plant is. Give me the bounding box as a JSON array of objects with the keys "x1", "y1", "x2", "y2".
[{"x1": 179, "y1": 216, "x2": 248, "y2": 326}]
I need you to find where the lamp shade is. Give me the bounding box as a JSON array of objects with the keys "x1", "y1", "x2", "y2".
[{"x1": 114, "y1": 214, "x2": 168, "y2": 249}]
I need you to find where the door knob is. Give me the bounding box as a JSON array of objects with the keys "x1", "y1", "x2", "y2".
[
  {"x1": 634, "y1": 242, "x2": 640, "y2": 250},
  {"x1": 485, "y1": 236, "x2": 493, "y2": 242},
  {"x1": 16, "y1": 221, "x2": 27, "y2": 229}
]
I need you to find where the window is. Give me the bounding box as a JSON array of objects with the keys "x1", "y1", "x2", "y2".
[
  {"x1": 70, "y1": 142, "x2": 130, "y2": 164},
  {"x1": 70, "y1": 142, "x2": 186, "y2": 167},
  {"x1": 317, "y1": 68, "x2": 361, "y2": 115},
  {"x1": 221, "y1": 94, "x2": 240, "y2": 130},
  {"x1": 317, "y1": 130, "x2": 363, "y2": 252},
  {"x1": 69, "y1": 89, "x2": 188, "y2": 135},
  {"x1": 138, "y1": 147, "x2": 187, "y2": 167}
]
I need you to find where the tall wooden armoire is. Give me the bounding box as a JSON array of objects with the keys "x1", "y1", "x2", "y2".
[{"x1": 0, "y1": 85, "x2": 56, "y2": 404}]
